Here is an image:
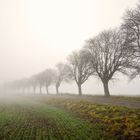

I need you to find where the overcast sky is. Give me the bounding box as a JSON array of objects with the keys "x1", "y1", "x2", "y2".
[{"x1": 0, "y1": 0, "x2": 140, "y2": 95}]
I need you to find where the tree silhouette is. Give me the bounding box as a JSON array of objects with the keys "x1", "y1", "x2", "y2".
[
  {"x1": 68, "y1": 50, "x2": 93, "y2": 95},
  {"x1": 85, "y1": 29, "x2": 133, "y2": 96},
  {"x1": 54, "y1": 63, "x2": 71, "y2": 94}
]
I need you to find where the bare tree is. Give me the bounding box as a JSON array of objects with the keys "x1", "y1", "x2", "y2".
[
  {"x1": 30, "y1": 75, "x2": 38, "y2": 94},
  {"x1": 11, "y1": 78, "x2": 31, "y2": 94},
  {"x1": 36, "y1": 72, "x2": 44, "y2": 94},
  {"x1": 122, "y1": 1, "x2": 140, "y2": 78},
  {"x1": 122, "y1": 6, "x2": 140, "y2": 56},
  {"x1": 54, "y1": 63, "x2": 71, "y2": 94},
  {"x1": 68, "y1": 50, "x2": 93, "y2": 95},
  {"x1": 21, "y1": 78, "x2": 31, "y2": 93},
  {"x1": 85, "y1": 29, "x2": 133, "y2": 97},
  {"x1": 42, "y1": 69, "x2": 55, "y2": 94}
]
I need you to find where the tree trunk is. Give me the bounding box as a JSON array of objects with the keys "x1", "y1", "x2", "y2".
[
  {"x1": 103, "y1": 81, "x2": 110, "y2": 97},
  {"x1": 56, "y1": 86, "x2": 59, "y2": 95},
  {"x1": 78, "y1": 84, "x2": 82, "y2": 95},
  {"x1": 46, "y1": 86, "x2": 49, "y2": 94}
]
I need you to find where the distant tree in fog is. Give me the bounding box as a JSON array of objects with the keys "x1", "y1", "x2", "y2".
[
  {"x1": 20, "y1": 78, "x2": 31, "y2": 93},
  {"x1": 42, "y1": 69, "x2": 55, "y2": 94},
  {"x1": 68, "y1": 50, "x2": 93, "y2": 95},
  {"x1": 85, "y1": 29, "x2": 134, "y2": 97},
  {"x1": 36, "y1": 72, "x2": 44, "y2": 94},
  {"x1": 53, "y1": 63, "x2": 72, "y2": 94},
  {"x1": 29, "y1": 75, "x2": 38, "y2": 94},
  {"x1": 8, "y1": 78, "x2": 30, "y2": 93}
]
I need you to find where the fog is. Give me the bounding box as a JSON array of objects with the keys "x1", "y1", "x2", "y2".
[{"x1": 0, "y1": 0, "x2": 140, "y2": 95}]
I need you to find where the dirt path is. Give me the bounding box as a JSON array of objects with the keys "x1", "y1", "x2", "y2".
[{"x1": 34, "y1": 94, "x2": 140, "y2": 109}]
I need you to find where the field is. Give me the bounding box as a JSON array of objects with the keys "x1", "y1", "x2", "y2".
[{"x1": 0, "y1": 94, "x2": 140, "y2": 140}]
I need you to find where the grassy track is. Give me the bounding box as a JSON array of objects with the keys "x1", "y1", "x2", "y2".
[{"x1": 0, "y1": 97, "x2": 114, "y2": 140}]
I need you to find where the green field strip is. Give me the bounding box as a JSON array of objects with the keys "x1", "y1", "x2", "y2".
[{"x1": 0, "y1": 99, "x2": 115, "y2": 140}]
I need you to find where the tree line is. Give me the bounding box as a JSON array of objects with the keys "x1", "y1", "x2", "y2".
[{"x1": 2, "y1": 1, "x2": 140, "y2": 97}]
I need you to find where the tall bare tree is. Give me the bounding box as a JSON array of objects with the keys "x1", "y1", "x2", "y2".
[
  {"x1": 122, "y1": 5, "x2": 140, "y2": 56},
  {"x1": 85, "y1": 29, "x2": 133, "y2": 96},
  {"x1": 54, "y1": 63, "x2": 71, "y2": 94},
  {"x1": 68, "y1": 50, "x2": 93, "y2": 95},
  {"x1": 42, "y1": 69, "x2": 55, "y2": 94},
  {"x1": 122, "y1": 1, "x2": 140, "y2": 78}
]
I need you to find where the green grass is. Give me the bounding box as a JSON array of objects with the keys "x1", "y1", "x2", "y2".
[{"x1": 0, "y1": 99, "x2": 114, "y2": 140}]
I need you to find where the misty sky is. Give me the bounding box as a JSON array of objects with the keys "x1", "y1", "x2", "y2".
[{"x1": 0, "y1": 0, "x2": 140, "y2": 95}]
